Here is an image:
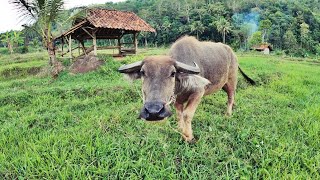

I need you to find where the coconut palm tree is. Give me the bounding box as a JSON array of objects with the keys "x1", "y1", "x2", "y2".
[
  {"x1": 10, "y1": 0, "x2": 64, "y2": 75},
  {"x1": 215, "y1": 17, "x2": 232, "y2": 44},
  {"x1": 190, "y1": 21, "x2": 205, "y2": 40}
]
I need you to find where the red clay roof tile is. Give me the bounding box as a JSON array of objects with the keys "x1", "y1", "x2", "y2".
[{"x1": 87, "y1": 9, "x2": 155, "y2": 32}]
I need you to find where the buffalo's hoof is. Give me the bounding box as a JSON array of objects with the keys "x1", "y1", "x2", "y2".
[{"x1": 183, "y1": 135, "x2": 197, "y2": 144}]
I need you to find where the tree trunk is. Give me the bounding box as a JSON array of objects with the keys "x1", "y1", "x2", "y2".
[
  {"x1": 186, "y1": 4, "x2": 190, "y2": 23},
  {"x1": 262, "y1": 30, "x2": 266, "y2": 43},
  {"x1": 145, "y1": 36, "x2": 148, "y2": 47},
  {"x1": 47, "y1": 40, "x2": 63, "y2": 78},
  {"x1": 134, "y1": 32, "x2": 138, "y2": 54},
  {"x1": 47, "y1": 40, "x2": 56, "y2": 66},
  {"x1": 7, "y1": 40, "x2": 13, "y2": 54},
  {"x1": 45, "y1": 28, "x2": 63, "y2": 78},
  {"x1": 223, "y1": 31, "x2": 225, "y2": 44},
  {"x1": 93, "y1": 32, "x2": 97, "y2": 56}
]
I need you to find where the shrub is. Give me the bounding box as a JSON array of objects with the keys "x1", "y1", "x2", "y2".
[{"x1": 0, "y1": 47, "x2": 9, "y2": 55}]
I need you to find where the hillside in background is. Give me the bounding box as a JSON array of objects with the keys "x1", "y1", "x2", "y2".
[
  {"x1": 1, "y1": 0, "x2": 320, "y2": 57},
  {"x1": 90, "y1": 0, "x2": 320, "y2": 56}
]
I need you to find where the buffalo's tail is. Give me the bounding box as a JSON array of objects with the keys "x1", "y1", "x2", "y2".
[{"x1": 238, "y1": 67, "x2": 256, "y2": 85}]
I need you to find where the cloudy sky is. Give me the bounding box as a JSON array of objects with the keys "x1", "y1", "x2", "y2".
[{"x1": 0, "y1": 0, "x2": 125, "y2": 33}]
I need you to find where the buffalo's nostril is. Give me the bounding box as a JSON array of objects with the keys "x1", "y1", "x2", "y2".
[
  {"x1": 144, "y1": 102, "x2": 164, "y2": 115},
  {"x1": 139, "y1": 102, "x2": 172, "y2": 121}
]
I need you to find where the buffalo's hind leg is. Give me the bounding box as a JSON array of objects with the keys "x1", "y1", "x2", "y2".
[{"x1": 223, "y1": 80, "x2": 237, "y2": 116}]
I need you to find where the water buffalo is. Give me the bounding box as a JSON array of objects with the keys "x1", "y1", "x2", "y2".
[{"x1": 118, "y1": 36, "x2": 255, "y2": 142}]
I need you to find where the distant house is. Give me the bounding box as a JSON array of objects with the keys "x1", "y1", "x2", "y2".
[{"x1": 252, "y1": 44, "x2": 273, "y2": 54}]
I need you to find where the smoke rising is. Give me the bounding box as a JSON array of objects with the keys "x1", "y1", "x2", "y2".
[
  {"x1": 244, "y1": 12, "x2": 259, "y2": 34},
  {"x1": 232, "y1": 11, "x2": 260, "y2": 35}
]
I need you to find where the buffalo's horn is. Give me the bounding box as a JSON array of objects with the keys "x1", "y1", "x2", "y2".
[
  {"x1": 118, "y1": 61, "x2": 143, "y2": 73},
  {"x1": 175, "y1": 61, "x2": 200, "y2": 74}
]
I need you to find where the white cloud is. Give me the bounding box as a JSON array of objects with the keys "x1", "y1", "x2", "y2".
[{"x1": 0, "y1": 0, "x2": 125, "y2": 33}]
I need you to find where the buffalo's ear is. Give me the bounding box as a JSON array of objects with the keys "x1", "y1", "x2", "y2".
[
  {"x1": 175, "y1": 61, "x2": 200, "y2": 74},
  {"x1": 118, "y1": 61, "x2": 143, "y2": 80},
  {"x1": 176, "y1": 73, "x2": 211, "y2": 91}
]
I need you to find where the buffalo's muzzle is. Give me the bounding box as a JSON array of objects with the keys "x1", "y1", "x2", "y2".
[{"x1": 139, "y1": 102, "x2": 172, "y2": 121}]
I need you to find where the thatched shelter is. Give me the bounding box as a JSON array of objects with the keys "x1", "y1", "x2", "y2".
[
  {"x1": 252, "y1": 44, "x2": 273, "y2": 54},
  {"x1": 55, "y1": 9, "x2": 155, "y2": 58}
]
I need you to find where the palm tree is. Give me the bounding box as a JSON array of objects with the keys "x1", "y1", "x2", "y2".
[
  {"x1": 190, "y1": 21, "x2": 205, "y2": 39},
  {"x1": 215, "y1": 17, "x2": 232, "y2": 44},
  {"x1": 10, "y1": 0, "x2": 64, "y2": 75}
]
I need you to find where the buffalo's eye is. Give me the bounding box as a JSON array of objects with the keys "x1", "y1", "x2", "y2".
[
  {"x1": 140, "y1": 70, "x2": 145, "y2": 76},
  {"x1": 170, "y1": 71, "x2": 176, "y2": 77}
]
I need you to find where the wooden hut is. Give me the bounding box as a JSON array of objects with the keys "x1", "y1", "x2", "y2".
[
  {"x1": 252, "y1": 44, "x2": 273, "y2": 54},
  {"x1": 54, "y1": 9, "x2": 155, "y2": 58}
]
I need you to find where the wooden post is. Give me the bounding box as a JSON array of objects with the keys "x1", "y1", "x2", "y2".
[
  {"x1": 69, "y1": 35, "x2": 72, "y2": 59},
  {"x1": 93, "y1": 32, "x2": 97, "y2": 56},
  {"x1": 134, "y1": 32, "x2": 138, "y2": 54},
  {"x1": 61, "y1": 38, "x2": 64, "y2": 57},
  {"x1": 79, "y1": 40, "x2": 86, "y2": 55},
  {"x1": 117, "y1": 37, "x2": 121, "y2": 56},
  {"x1": 78, "y1": 41, "x2": 80, "y2": 55}
]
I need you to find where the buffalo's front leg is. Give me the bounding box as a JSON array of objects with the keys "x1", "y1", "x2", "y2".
[
  {"x1": 174, "y1": 102, "x2": 185, "y2": 131},
  {"x1": 182, "y1": 90, "x2": 204, "y2": 142}
]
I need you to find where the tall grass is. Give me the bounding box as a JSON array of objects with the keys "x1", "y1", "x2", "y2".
[{"x1": 0, "y1": 52, "x2": 319, "y2": 179}]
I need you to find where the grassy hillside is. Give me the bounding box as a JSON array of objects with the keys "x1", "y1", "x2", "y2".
[{"x1": 0, "y1": 51, "x2": 319, "y2": 179}]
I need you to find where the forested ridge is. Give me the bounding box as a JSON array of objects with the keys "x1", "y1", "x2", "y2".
[
  {"x1": 1, "y1": 0, "x2": 320, "y2": 57},
  {"x1": 100, "y1": 0, "x2": 320, "y2": 56}
]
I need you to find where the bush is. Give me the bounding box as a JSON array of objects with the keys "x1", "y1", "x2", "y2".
[
  {"x1": 294, "y1": 48, "x2": 309, "y2": 58},
  {"x1": 274, "y1": 50, "x2": 285, "y2": 56},
  {"x1": 315, "y1": 44, "x2": 320, "y2": 58},
  {"x1": 16, "y1": 46, "x2": 29, "y2": 54},
  {"x1": 0, "y1": 47, "x2": 9, "y2": 55}
]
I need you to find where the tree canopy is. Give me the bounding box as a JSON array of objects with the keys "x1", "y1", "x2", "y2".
[
  {"x1": 1, "y1": 0, "x2": 320, "y2": 57},
  {"x1": 101, "y1": 0, "x2": 319, "y2": 55}
]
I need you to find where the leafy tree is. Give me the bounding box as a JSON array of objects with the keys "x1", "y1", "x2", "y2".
[
  {"x1": 208, "y1": 3, "x2": 226, "y2": 17},
  {"x1": 259, "y1": 19, "x2": 272, "y2": 42},
  {"x1": 240, "y1": 23, "x2": 252, "y2": 50},
  {"x1": 315, "y1": 44, "x2": 320, "y2": 57},
  {"x1": 215, "y1": 17, "x2": 232, "y2": 44},
  {"x1": 21, "y1": 24, "x2": 43, "y2": 49},
  {"x1": 161, "y1": 17, "x2": 172, "y2": 42},
  {"x1": 6, "y1": 0, "x2": 320, "y2": 57},
  {"x1": 283, "y1": 29, "x2": 298, "y2": 54},
  {"x1": 139, "y1": 9, "x2": 152, "y2": 47},
  {"x1": 249, "y1": 31, "x2": 262, "y2": 47},
  {"x1": 10, "y1": 0, "x2": 65, "y2": 76},
  {"x1": 300, "y1": 22, "x2": 309, "y2": 48}
]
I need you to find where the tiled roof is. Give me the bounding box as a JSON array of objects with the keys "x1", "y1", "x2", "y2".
[
  {"x1": 87, "y1": 9, "x2": 155, "y2": 32},
  {"x1": 253, "y1": 44, "x2": 273, "y2": 51},
  {"x1": 55, "y1": 9, "x2": 155, "y2": 40}
]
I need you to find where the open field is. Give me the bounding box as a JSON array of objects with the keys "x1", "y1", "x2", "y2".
[{"x1": 0, "y1": 49, "x2": 319, "y2": 179}]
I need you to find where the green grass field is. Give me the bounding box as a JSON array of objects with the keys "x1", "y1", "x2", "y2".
[{"x1": 0, "y1": 49, "x2": 319, "y2": 179}]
